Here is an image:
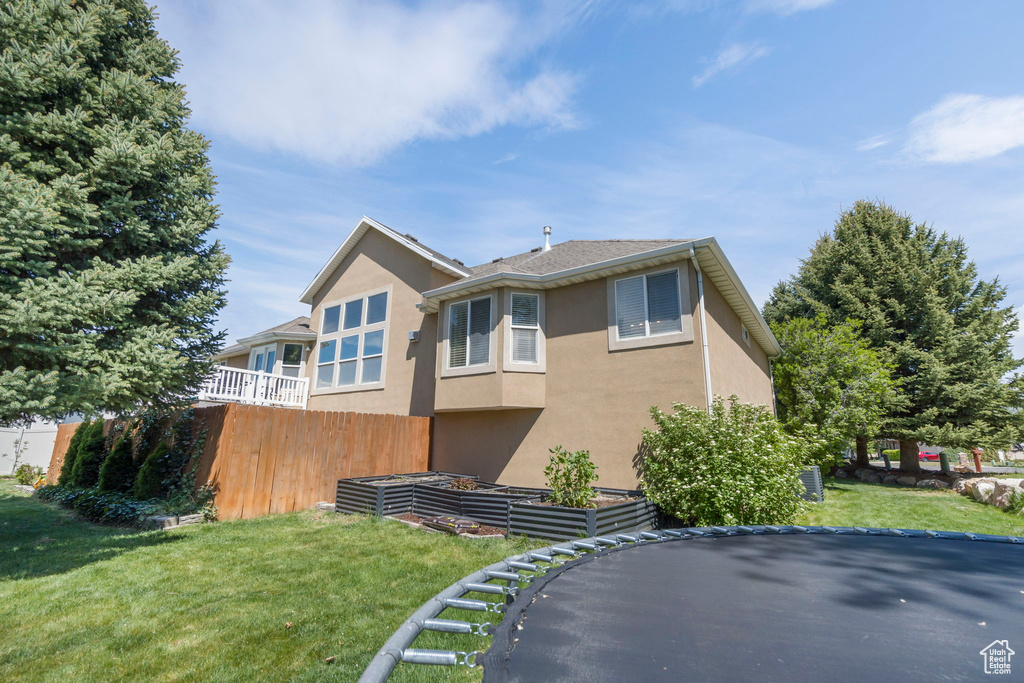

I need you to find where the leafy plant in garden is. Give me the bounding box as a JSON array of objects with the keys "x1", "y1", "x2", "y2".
[
  {"x1": 14, "y1": 464, "x2": 42, "y2": 486},
  {"x1": 58, "y1": 419, "x2": 90, "y2": 485},
  {"x1": 545, "y1": 446, "x2": 598, "y2": 508},
  {"x1": 97, "y1": 436, "x2": 139, "y2": 493},
  {"x1": 449, "y1": 477, "x2": 478, "y2": 491},
  {"x1": 69, "y1": 420, "x2": 107, "y2": 489},
  {"x1": 640, "y1": 396, "x2": 810, "y2": 526}
]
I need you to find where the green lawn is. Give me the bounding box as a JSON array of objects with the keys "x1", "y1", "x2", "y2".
[
  {"x1": 799, "y1": 477, "x2": 1024, "y2": 536},
  {"x1": 0, "y1": 479, "x2": 530, "y2": 682},
  {"x1": 3, "y1": 476, "x2": 1022, "y2": 682}
]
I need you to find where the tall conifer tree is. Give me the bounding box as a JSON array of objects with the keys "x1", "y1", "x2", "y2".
[
  {"x1": 765, "y1": 201, "x2": 1022, "y2": 472},
  {"x1": 0, "y1": 0, "x2": 228, "y2": 424}
]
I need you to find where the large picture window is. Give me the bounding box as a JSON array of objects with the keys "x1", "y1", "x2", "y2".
[
  {"x1": 448, "y1": 296, "x2": 491, "y2": 368},
  {"x1": 614, "y1": 270, "x2": 682, "y2": 340},
  {"x1": 316, "y1": 289, "x2": 388, "y2": 390}
]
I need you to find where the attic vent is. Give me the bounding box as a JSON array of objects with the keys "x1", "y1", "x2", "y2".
[
  {"x1": 530, "y1": 247, "x2": 542, "y2": 253},
  {"x1": 452, "y1": 259, "x2": 464, "y2": 266},
  {"x1": 404, "y1": 233, "x2": 419, "y2": 242},
  {"x1": 492, "y1": 257, "x2": 503, "y2": 263}
]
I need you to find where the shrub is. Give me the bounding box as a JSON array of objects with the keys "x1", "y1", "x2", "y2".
[
  {"x1": 449, "y1": 477, "x2": 478, "y2": 491},
  {"x1": 134, "y1": 441, "x2": 169, "y2": 500},
  {"x1": 97, "y1": 436, "x2": 139, "y2": 493},
  {"x1": 36, "y1": 485, "x2": 157, "y2": 525},
  {"x1": 881, "y1": 449, "x2": 899, "y2": 462},
  {"x1": 14, "y1": 464, "x2": 42, "y2": 486},
  {"x1": 545, "y1": 446, "x2": 598, "y2": 508},
  {"x1": 58, "y1": 419, "x2": 90, "y2": 485},
  {"x1": 69, "y1": 420, "x2": 107, "y2": 488},
  {"x1": 640, "y1": 396, "x2": 810, "y2": 526}
]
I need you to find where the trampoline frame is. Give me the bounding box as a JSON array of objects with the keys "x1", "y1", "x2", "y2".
[{"x1": 358, "y1": 524, "x2": 1024, "y2": 682}]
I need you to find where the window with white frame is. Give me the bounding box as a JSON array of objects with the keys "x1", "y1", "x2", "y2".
[
  {"x1": 614, "y1": 270, "x2": 682, "y2": 340},
  {"x1": 280, "y1": 343, "x2": 304, "y2": 377},
  {"x1": 510, "y1": 293, "x2": 540, "y2": 364},
  {"x1": 448, "y1": 296, "x2": 491, "y2": 368},
  {"x1": 316, "y1": 290, "x2": 388, "y2": 389}
]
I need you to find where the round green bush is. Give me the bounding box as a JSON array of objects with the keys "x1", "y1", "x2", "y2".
[
  {"x1": 640, "y1": 396, "x2": 811, "y2": 526},
  {"x1": 69, "y1": 420, "x2": 107, "y2": 488},
  {"x1": 58, "y1": 419, "x2": 90, "y2": 485},
  {"x1": 97, "y1": 436, "x2": 139, "y2": 493},
  {"x1": 134, "y1": 441, "x2": 168, "y2": 500}
]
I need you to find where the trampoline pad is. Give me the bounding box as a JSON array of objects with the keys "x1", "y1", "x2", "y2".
[{"x1": 482, "y1": 535, "x2": 1024, "y2": 682}]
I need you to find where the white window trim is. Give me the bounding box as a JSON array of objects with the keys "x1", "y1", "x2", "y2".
[
  {"x1": 311, "y1": 285, "x2": 391, "y2": 395},
  {"x1": 280, "y1": 342, "x2": 306, "y2": 377},
  {"x1": 249, "y1": 343, "x2": 277, "y2": 373},
  {"x1": 441, "y1": 292, "x2": 497, "y2": 378},
  {"x1": 606, "y1": 262, "x2": 693, "y2": 351},
  {"x1": 504, "y1": 290, "x2": 546, "y2": 373}
]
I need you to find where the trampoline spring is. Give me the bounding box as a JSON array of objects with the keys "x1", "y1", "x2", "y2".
[
  {"x1": 507, "y1": 560, "x2": 541, "y2": 573},
  {"x1": 764, "y1": 525, "x2": 782, "y2": 533},
  {"x1": 401, "y1": 648, "x2": 458, "y2": 666},
  {"x1": 551, "y1": 546, "x2": 579, "y2": 557},
  {"x1": 639, "y1": 531, "x2": 661, "y2": 540},
  {"x1": 616, "y1": 533, "x2": 640, "y2": 543},
  {"x1": 711, "y1": 526, "x2": 731, "y2": 535},
  {"x1": 443, "y1": 597, "x2": 504, "y2": 613},
  {"x1": 737, "y1": 526, "x2": 756, "y2": 534},
  {"x1": 464, "y1": 582, "x2": 516, "y2": 596},
  {"x1": 528, "y1": 552, "x2": 555, "y2": 563},
  {"x1": 964, "y1": 532, "x2": 979, "y2": 541},
  {"x1": 885, "y1": 528, "x2": 906, "y2": 537},
  {"x1": 484, "y1": 570, "x2": 524, "y2": 583},
  {"x1": 924, "y1": 530, "x2": 942, "y2": 538},
  {"x1": 791, "y1": 525, "x2": 809, "y2": 533},
  {"x1": 662, "y1": 530, "x2": 688, "y2": 539},
  {"x1": 854, "y1": 527, "x2": 871, "y2": 535},
  {"x1": 594, "y1": 536, "x2": 620, "y2": 546},
  {"x1": 822, "y1": 526, "x2": 840, "y2": 534},
  {"x1": 422, "y1": 618, "x2": 491, "y2": 636},
  {"x1": 571, "y1": 540, "x2": 597, "y2": 551}
]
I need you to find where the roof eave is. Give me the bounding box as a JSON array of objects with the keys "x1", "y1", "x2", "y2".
[{"x1": 299, "y1": 216, "x2": 470, "y2": 304}]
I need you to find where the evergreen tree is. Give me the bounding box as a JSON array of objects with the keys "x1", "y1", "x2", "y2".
[
  {"x1": 97, "y1": 434, "x2": 137, "y2": 492},
  {"x1": 765, "y1": 201, "x2": 1023, "y2": 472},
  {"x1": 69, "y1": 419, "x2": 106, "y2": 487},
  {"x1": 57, "y1": 417, "x2": 90, "y2": 485},
  {"x1": 770, "y1": 315, "x2": 900, "y2": 469},
  {"x1": 134, "y1": 440, "x2": 167, "y2": 499},
  {"x1": 0, "y1": 0, "x2": 228, "y2": 424}
]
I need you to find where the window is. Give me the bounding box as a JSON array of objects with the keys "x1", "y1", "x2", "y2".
[
  {"x1": 614, "y1": 270, "x2": 681, "y2": 340},
  {"x1": 249, "y1": 344, "x2": 276, "y2": 373},
  {"x1": 741, "y1": 325, "x2": 751, "y2": 346},
  {"x1": 510, "y1": 293, "x2": 539, "y2": 364},
  {"x1": 316, "y1": 289, "x2": 389, "y2": 390},
  {"x1": 449, "y1": 296, "x2": 491, "y2": 368},
  {"x1": 281, "y1": 343, "x2": 303, "y2": 377}
]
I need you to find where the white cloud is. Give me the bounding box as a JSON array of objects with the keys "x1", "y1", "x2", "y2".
[
  {"x1": 904, "y1": 94, "x2": 1024, "y2": 163},
  {"x1": 156, "y1": 1, "x2": 579, "y2": 166},
  {"x1": 745, "y1": 0, "x2": 835, "y2": 15},
  {"x1": 856, "y1": 135, "x2": 890, "y2": 152},
  {"x1": 692, "y1": 43, "x2": 771, "y2": 87}
]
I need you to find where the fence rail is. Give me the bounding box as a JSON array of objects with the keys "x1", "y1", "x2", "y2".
[
  {"x1": 46, "y1": 403, "x2": 431, "y2": 520},
  {"x1": 198, "y1": 365, "x2": 309, "y2": 409}
]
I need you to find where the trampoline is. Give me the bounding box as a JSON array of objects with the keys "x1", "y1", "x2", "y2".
[{"x1": 361, "y1": 527, "x2": 1024, "y2": 682}]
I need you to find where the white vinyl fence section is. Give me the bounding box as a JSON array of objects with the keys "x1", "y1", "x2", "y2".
[{"x1": 1, "y1": 420, "x2": 59, "y2": 474}]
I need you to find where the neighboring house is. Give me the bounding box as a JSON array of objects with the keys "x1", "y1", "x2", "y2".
[{"x1": 208, "y1": 216, "x2": 781, "y2": 488}]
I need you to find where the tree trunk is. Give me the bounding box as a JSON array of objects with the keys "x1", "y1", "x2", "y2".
[
  {"x1": 899, "y1": 439, "x2": 921, "y2": 473},
  {"x1": 855, "y1": 436, "x2": 870, "y2": 468}
]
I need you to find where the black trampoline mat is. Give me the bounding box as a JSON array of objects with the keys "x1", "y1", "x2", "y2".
[{"x1": 483, "y1": 535, "x2": 1024, "y2": 682}]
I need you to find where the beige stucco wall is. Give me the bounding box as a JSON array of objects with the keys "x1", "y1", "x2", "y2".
[
  {"x1": 702, "y1": 276, "x2": 775, "y2": 409},
  {"x1": 433, "y1": 258, "x2": 710, "y2": 489},
  {"x1": 305, "y1": 228, "x2": 456, "y2": 417},
  {"x1": 221, "y1": 352, "x2": 250, "y2": 370}
]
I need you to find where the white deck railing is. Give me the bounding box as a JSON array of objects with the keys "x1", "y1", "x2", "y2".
[{"x1": 198, "y1": 365, "x2": 309, "y2": 409}]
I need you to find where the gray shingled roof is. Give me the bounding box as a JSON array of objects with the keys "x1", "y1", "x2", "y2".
[
  {"x1": 461, "y1": 239, "x2": 690, "y2": 284},
  {"x1": 261, "y1": 316, "x2": 315, "y2": 336}
]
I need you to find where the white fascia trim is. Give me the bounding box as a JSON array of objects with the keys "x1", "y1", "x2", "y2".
[
  {"x1": 299, "y1": 216, "x2": 470, "y2": 304},
  {"x1": 235, "y1": 330, "x2": 317, "y2": 347}
]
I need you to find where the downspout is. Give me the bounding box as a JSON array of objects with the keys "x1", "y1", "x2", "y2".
[{"x1": 690, "y1": 246, "x2": 713, "y2": 411}]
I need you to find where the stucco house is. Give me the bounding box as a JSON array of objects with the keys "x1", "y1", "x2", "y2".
[{"x1": 206, "y1": 216, "x2": 780, "y2": 488}]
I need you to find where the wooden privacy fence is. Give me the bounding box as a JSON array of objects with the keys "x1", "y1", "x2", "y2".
[{"x1": 46, "y1": 403, "x2": 431, "y2": 520}]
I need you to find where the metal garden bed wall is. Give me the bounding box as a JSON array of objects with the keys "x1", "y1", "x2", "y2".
[
  {"x1": 335, "y1": 472, "x2": 476, "y2": 516},
  {"x1": 508, "y1": 487, "x2": 658, "y2": 541},
  {"x1": 412, "y1": 482, "x2": 545, "y2": 528}
]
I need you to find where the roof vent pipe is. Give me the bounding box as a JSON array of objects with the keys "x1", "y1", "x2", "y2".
[{"x1": 543, "y1": 226, "x2": 552, "y2": 252}]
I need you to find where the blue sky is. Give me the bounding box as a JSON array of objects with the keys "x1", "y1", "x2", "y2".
[{"x1": 154, "y1": 0, "x2": 1024, "y2": 356}]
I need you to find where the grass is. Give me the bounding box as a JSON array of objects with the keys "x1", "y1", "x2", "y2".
[
  {"x1": 4, "y1": 476, "x2": 1022, "y2": 682},
  {"x1": 0, "y1": 478, "x2": 532, "y2": 682},
  {"x1": 799, "y1": 477, "x2": 1024, "y2": 536}
]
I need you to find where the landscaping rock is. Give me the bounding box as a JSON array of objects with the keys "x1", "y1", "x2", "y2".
[
  {"x1": 952, "y1": 478, "x2": 969, "y2": 493},
  {"x1": 13, "y1": 484, "x2": 35, "y2": 494},
  {"x1": 835, "y1": 469, "x2": 850, "y2": 479},
  {"x1": 865, "y1": 474, "x2": 882, "y2": 483},
  {"x1": 972, "y1": 482, "x2": 996, "y2": 504},
  {"x1": 177, "y1": 514, "x2": 203, "y2": 526},
  {"x1": 315, "y1": 502, "x2": 336, "y2": 511},
  {"x1": 855, "y1": 468, "x2": 870, "y2": 480},
  {"x1": 991, "y1": 480, "x2": 1024, "y2": 510},
  {"x1": 896, "y1": 476, "x2": 917, "y2": 487},
  {"x1": 915, "y1": 479, "x2": 949, "y2": 489},
  {"x1": 883, "y1": 475, "x2": 899, "y2": 485}
]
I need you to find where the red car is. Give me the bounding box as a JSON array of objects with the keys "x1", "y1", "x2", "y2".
[{"x1": 918, "y1": 451, "x2": 941, "y2": 461}]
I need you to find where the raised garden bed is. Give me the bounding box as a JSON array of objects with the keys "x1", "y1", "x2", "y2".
[
  {"x1": 508, "y1": 487, "x2": 658, "y2": 541},
  {"x1": 412, "y1": 481, "x2": 545, "y2": 527},
  {"x1": 335, "y1": 472, "x2": 477, "y2": 516}
]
